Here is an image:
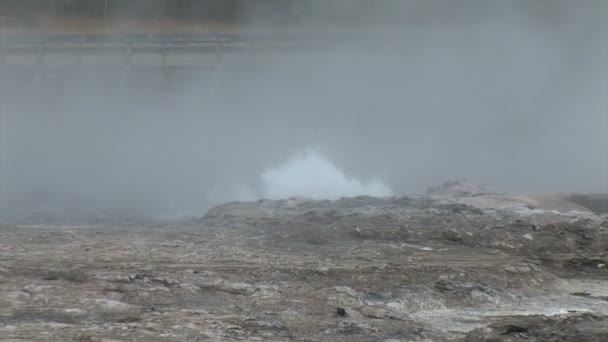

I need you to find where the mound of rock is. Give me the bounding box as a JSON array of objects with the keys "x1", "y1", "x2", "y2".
[
  {"x1": 200, "y1": 185, "x2": 608, "y2": 268},
  {"x1": 426, "y1": 179, "x2": 494, "y2": 197},
  {"x1": 427, "y1": 180, "x2": 603, "y2": 215},
  {"x1": 2, "y1": 181, "x2": 607, "y2": 341}
]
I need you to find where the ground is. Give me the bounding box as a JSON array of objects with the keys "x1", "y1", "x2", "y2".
[{"x1": 1, "y1": 186, "x2": 608, "y2": 341}]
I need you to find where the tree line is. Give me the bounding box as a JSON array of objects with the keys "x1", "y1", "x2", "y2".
[
  {"x1": 0, "y1": 0, "x2": 379, "y2": 22},
  {"x1": 0, "y1": 0, "x2": 251, "y2": 20}
]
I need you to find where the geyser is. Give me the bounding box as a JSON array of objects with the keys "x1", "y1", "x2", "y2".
[{"x1": 260, "y1": 149, "x2": 393, "y2": 200}]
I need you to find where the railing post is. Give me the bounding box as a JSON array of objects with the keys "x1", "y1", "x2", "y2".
[
  {"x1": 161, "y1": 41, "x2": 171, "y2": 86},
  {"x1": 0, "y1": 35, "x2": 5, "y2": 66},
  {"x1": 215, "y1": 36, "x2": 224, "y2": 65},
  {"x1": 104, "y1": 0, "x2": 110, "y2": 19},
  {"x1": 209, "y1": 36, "x2": 226, "y2": 100},
  {"x1": 125, "y1": 41, "x2": 133, "y2": 65},
  {"x1": 30, "y1": 39, "x2": 46, "y2": 99},
  {"x1": 77, "y1": 34, "x2": 85, "y2": 65},
  {"x1": 161, "y1": 41, "x2": 168, "y2": 65},
  {"x1": 49, "y1": 0, "x2": 57, "y2": 16},
  {"x1": 248, "y1": 39, "x2": 255, "y2": 64},
  {"x1": 0, "y1": 34, "x2": 4, "y2": 222},
  {"x1": 118, "y1": 40, "x2": 133, "y2": 94},
  {"x1": 36, "y1": 41, "x2": 45, "y2": 66}
]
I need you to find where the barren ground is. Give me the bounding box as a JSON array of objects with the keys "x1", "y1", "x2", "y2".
[{"x1": 1, "y1": 189, "x2": 608, "y2": 341}]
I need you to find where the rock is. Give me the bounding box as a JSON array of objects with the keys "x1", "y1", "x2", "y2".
[
  {"x1": 427, "y1": 180, "x2": 493, "y2": 197},
  {"x1": 201, "y1": 281, "x2": 255, "y2": 295},
  {"x1": 504, "y1": 265, "x2": 532, "y2": 274},
  {"x1": 317, "y1": 266, "x2": 330, "y2": 275},
  {"x1": 79, "y1": 333, "x2": 101, "y2": 342},
  {"x1": 151, "y1": 277, "x2": 181, "y2": 287},
  {"x1": 360, "y1": 306, "x2": 385, "y2": 319},
  {"x1": 338, "y1": 320, "x2": 377, "y2": 334},
  {"x1": 334, "y1": 286, "x2": 360, "y2": 298},
  {"x1": 195, "y1": 278, "x2": 274, "y2": 296},
  {"x1": 4, "y1": 186, "x2": 608, "y2": 341},
  {"x1": 435, "y1": 280, "x2": 456, "y2": 291},
  {"x1": 22, "y1": 284, "x2": 48, "y2": 295}
]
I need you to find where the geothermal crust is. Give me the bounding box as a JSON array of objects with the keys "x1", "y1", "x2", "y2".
[{"x1": 1, "y1": 182, "x2": 608, "y2": 341}]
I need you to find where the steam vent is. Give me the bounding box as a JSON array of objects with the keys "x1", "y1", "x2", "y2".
[{"x1": 1, "y1": 1, "x2": 608, "y2": 341}]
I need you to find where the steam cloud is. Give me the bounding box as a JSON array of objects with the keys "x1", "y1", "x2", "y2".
[
  {"x1": 0, "y1": 1, "x2": 606, "y2": 221},
  {"x1": 261, "y1": 149, "x2": 392, "y2": 200}
]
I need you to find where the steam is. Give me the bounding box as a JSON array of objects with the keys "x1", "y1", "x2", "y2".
[
  {"x1": 0, "y1": 1, "x2": 606, "y2": 221},
  {"x1": 261, "y1": 149, "x2": 392, "y2": 200}
]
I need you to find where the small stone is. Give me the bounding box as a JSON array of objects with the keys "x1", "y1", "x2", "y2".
[
  {"x1": 336, "y1": 307, "x2": 347, "y2": 317},
  {"x1": 22, "y1": 284, "x2": 47, "y2": 294},
  {"x1": 523, "y1": 233, "x2": 534, "y2": 241},
  {"x1": 435, "y1": 280, "x2": 456, "y2": 291},
  {"x1": 317, "y1": 267, "x2": 330, "y2": 275},
  {"x1": 505, "y1": 265, "x2": 531, "y2": 274},
  {"x1": 360, "y1": 306, "x2": 385, "y2": 319},
  {"x1": 79, "y1": 333, "x2": 100, "y2": 342}
]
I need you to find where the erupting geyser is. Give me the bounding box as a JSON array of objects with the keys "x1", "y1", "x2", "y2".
[{"x1": 260, "y1": 149, "x2": 392, "y2": 200}]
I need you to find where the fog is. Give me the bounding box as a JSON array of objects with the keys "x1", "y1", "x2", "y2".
[{"x1": 0, "y1": 0, "x2": 607, "y2": 220}]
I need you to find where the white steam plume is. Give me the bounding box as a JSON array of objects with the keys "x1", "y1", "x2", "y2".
[{"x1": 261, "y1": 149, "x2": 392, "y2": 200}]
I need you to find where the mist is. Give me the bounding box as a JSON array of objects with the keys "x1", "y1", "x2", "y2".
[
  {"x1": 261, "y1": 149, "x2": 392, "y2": 200},
  {"x1": 0, "y1": 0, "x2": 607, "y2": 220}
]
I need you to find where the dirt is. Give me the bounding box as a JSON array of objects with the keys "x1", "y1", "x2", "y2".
[{"x1": 1, "y1": 185, "x2": 608, "y2": 341}]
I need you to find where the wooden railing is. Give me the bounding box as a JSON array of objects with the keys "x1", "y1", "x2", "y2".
[{"x1": 0, "y1": 32, "x2": 399, "y2": 67}]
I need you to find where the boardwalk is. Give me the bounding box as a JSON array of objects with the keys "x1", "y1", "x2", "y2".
[{"x1": 0, "y1": 32, "x2": 401, "y2": 68}]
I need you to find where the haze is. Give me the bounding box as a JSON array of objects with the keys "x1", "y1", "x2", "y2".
[{"x1": 0, "y1": 0, "x2": 606, "y2": 220}]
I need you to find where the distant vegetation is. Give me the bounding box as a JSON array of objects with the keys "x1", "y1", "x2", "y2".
[{"x1": 0, "y1": 0, "x2": 379, "y2": 23}]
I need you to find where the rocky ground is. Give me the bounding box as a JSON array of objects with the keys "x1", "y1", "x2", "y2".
[{"x1": 1, "y1": 182, "x2": 608, "y2": 341}]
